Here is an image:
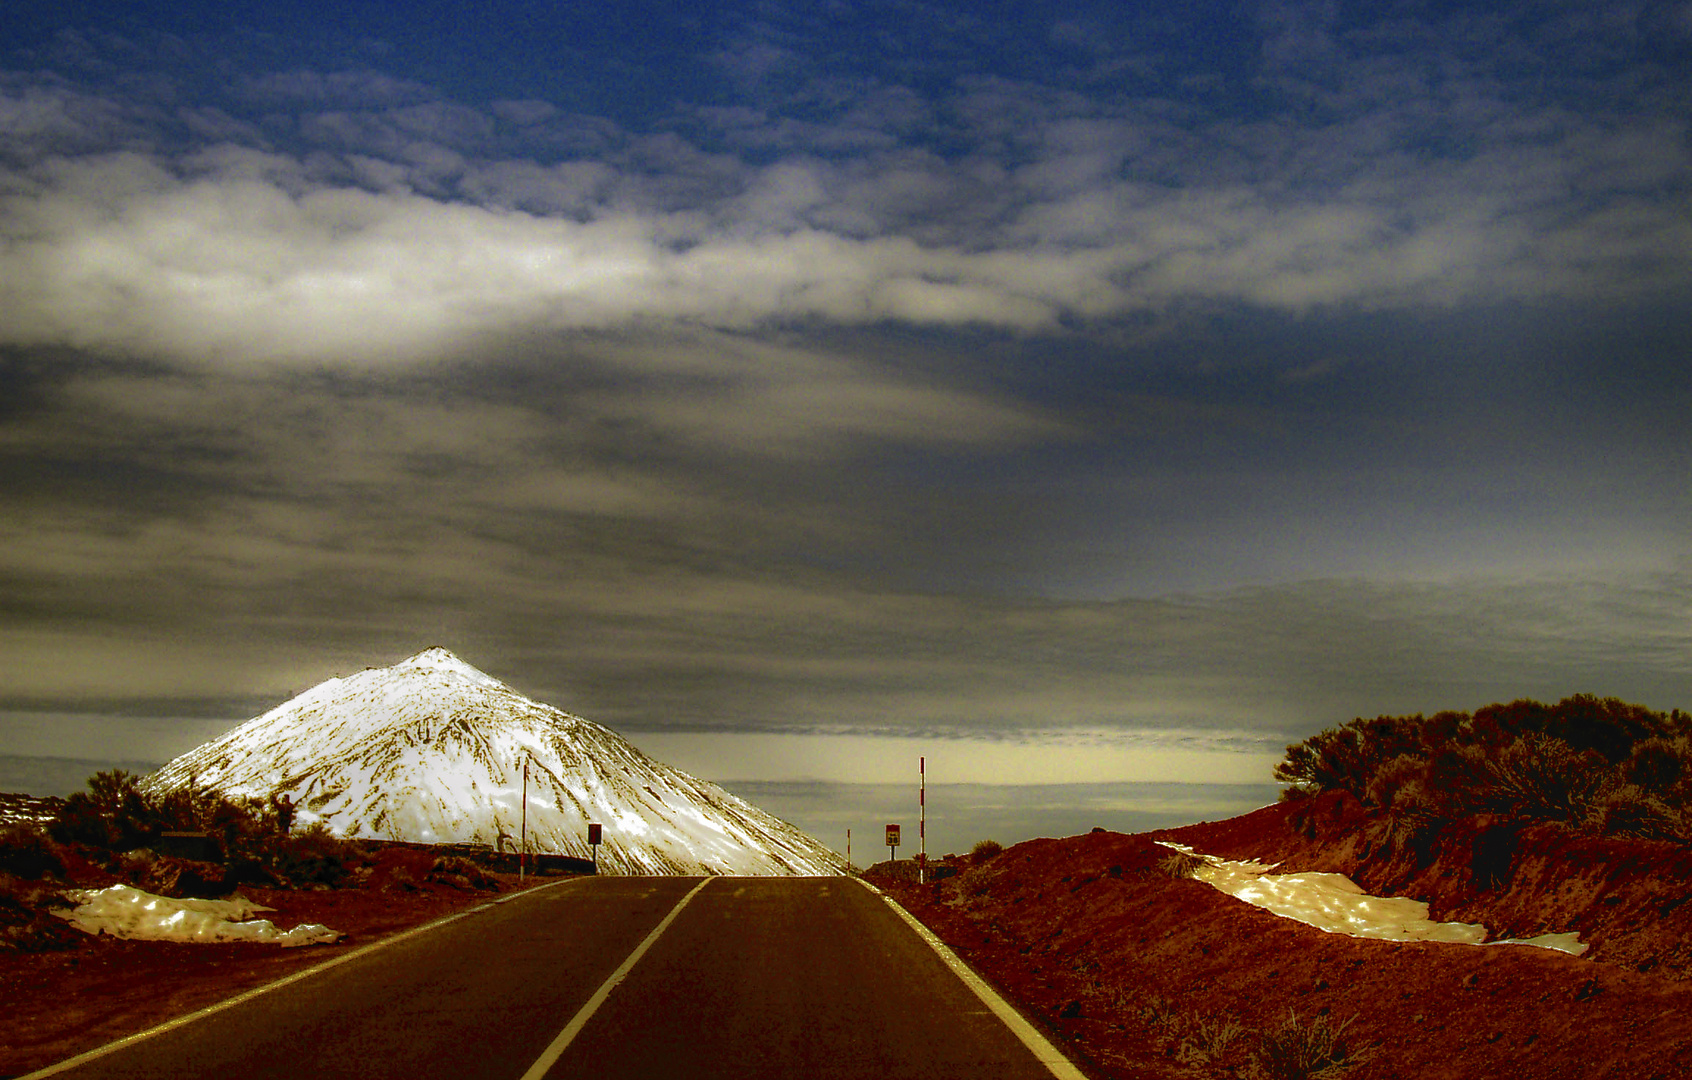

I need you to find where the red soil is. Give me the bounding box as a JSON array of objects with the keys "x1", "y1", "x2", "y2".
[
  {"x1": 1172, "y1": 791, "x2": 1692, "y2": 980},
  {"x1": 7, "y1": 801, "x2": 1692, "y2": 1079},
  {"x1": 874, "y1": 800, "x2": 1692, "y2": 1080}
]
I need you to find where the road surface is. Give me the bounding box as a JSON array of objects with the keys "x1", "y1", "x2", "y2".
[{"x1": 27, "y1": 876, "x2": 1088, "y2": 1080}]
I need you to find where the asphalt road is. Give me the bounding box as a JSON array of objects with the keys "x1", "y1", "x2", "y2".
[{"x1": 30, "y1": 877, "x2": 1084, "y2": 1080}]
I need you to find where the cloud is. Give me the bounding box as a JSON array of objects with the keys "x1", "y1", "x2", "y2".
[
  {"x1": 0, "y1": 2, "x2": 1687, "y2": 775},
  {"x1": 6, "y1": 478, "x2": 1688, "y2": 735},
  {"x1": 0, "y1": 75, "x2": 160, "y2": 157},
  {"x1": 0, "y1": 151, "x2": 1112, "y2": 364},
  {"x1": 3, "y1": 1, "x2": 1689, "y2": 372},
  {"x1": 7, "y1": 137, "x2": 1682, "y2": 370}
]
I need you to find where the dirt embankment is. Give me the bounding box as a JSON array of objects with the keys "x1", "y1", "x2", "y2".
[
  {"x1": 874, "y1": 811, "x2": 1692, "y2": 1080},
  {"x1": 1169, "y1": 791, "x2": 1692, "y2": 979}
]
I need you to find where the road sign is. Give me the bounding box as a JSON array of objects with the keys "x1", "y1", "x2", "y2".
[
  {"x1": 588, "y1": 823, "x2": 602, "y2": 845},
  {"x1": 885, "y1": 824, "x2": 900, "y2": 848}
]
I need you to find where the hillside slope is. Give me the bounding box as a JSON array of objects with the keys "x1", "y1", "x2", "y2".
[
  {"x1": 874, "y1": 823, "x2": 1692, "y2": 1080},
  {"x1": 1166, "y1": 791, "x2": 1692, "y2": 979}
]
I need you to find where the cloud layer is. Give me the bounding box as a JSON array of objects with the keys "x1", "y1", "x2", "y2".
[
  {"x1": 1, "y1": 1, "x2": 1688, "y2": 784},
  {"x1": 2, "y1": 1, "x2": 1689, "y2": 367}
]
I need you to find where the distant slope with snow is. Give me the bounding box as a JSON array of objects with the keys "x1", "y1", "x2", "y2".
[{"x1": 142, "y1": 648, "x2": 846, "y2": 876}]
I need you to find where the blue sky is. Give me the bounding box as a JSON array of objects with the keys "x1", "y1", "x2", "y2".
[{"x1": 1, "y1": 1, "x2": 1689, "y2": 825}]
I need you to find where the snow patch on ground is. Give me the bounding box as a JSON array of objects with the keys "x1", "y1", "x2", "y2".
[
  {"x1": 55, "y1": 885, "x2": 341, "y2": 947},
  {"x1": 1159, "y1": 843, "x2": 1587, "y2": 956}
]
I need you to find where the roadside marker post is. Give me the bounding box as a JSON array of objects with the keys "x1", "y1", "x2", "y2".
[
  {"x1": 587, "y1": 822, "x2": 602, "y2": 873},
  {"x1": 919, "y1": 756, "x2": 926, "y2": 884},
  {"x1": 886, "y1": 822, "x2": 900, "y2": 864}
]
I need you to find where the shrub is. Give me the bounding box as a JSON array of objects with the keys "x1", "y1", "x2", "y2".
[
  {"x1": 1135, "y1": 994, "x2": 1180, "y2": 1030},
  {"x1": 137, "y1": 856, "x2": 234, "y2": 899},
  {"x1": 1581, "y1": 784, "x2": 1682, "y2": 840},
  {"x1": 970, "y1": 839, "x2": 1003, "y2": 861},
  {"x1": 1275, "y1": 715, "x2": 1437, "y2": 801},
  {"x1": 0, "y1": 884, "x2": 82, "y2": 953},
  {"x1": 1178, "y1": 1014, "x2": 1245, "y2": 1065},
  {"x1": 275, "y1": 847, "x2": 349, "y2": 888},
  {"x1": 1378, "y1": 776, "x2": 1440, "y2": 852},
  {"x1": 1276, "y1": 696, "x2": 1691, "y2": 841},
  {"x1": 1625, "y1": 737, "x2": 1692, "y2": 791},
  {"x1": 1362, "y1": 752, "x2": 1425, "y2": 810},
  {"x1": 1273, "y1": 728, "x2": 1366, "y2": 798},
  {"x1": 1479, "y1": 735, "x2": 1607, "y2": 820},
  {"x1": 1539, "y1": 694, "x2": 1668, "y2": 764},
  {"x1": 1158, "y1": 850, "x2": 1207, "y2": 879},
  {"x1": 0, "y1": 824, "x2": 67, "y2": 880},
  {"x1": 47, "y1": 770, "x2": 379, "y2": 890},
  {"x1": 51, "y1": 769, "x2": 156, "y2": 850},
  {"x1": 429, "y1": 855, "x2": 498, "y2": 890},
  {"x1": 1252, "y1": 1010, "x2": 1374, "y2": 1080}
]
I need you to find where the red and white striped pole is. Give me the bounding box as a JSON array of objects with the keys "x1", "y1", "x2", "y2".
[{"x1": 919, "y1": 756, "x2": 926, "y2": 884}]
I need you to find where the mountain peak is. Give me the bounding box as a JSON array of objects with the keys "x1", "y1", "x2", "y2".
[
  {"x1": 392, "y1": 647, "x2": 505, "y2": 687},
  {"x1": 142, "y1": 650, "x2": 846, "y2": 876},
  {"x1": 396, "y1": 645, "x2": 472, "y2": 669}
]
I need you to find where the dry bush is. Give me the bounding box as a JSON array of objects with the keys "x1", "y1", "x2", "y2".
[
  {"x1": 1362, "y1": 752, "x2": 1425, "y2": 809},
  {"x1": 429, "y1": 855, "x2": 499, "y2": 890},
  {"x1": 47, "y1": 770, "x2": 381, "y2": 890},
  {"x1": 1379, "y1": 776, "x2": 1442, "y2": 852},
  {"x1": 50, "y1": 769, "x2": 156, "y2": 850},
  {"x1": 1479, "y1": 735, "x2": 1607, "y2": 819},
  {"x1": 132, "y1": 854, "x2": 234, "y2": 899},
  {"x1": 1277, "y1": 696, "x2": 1692, "y2": 841},
  {"x1": 272, "y1": 826, "x2": 361, "y2": 888},
  {"x1": 970, "y1": 839, "x2": 1003, "y2": 860},
  {"x1": 1625, "y1": 736, "x2": 1692, "y2": 791},
  {"x1": 0, "y1": 881, "x2": 81, "y2": 953},
  {"x1": 1581, "y1": 784, "x2": 1682, "y2": 840},
  {"x1": 1134, "y1": 994, "x2": 1181, "y2": 1031},
  {"x1": 1178, "y1": 1013, "x2": 1246, "y2": 1065},
  {"x1": 1158, "y1": 850, "x2": 1207, "y2": 879},
  {"x1": 1251, "y1": 1010, "x2": 1375, "y2": 1080},
  {"x1": 0, "y1": 824, "x2": 68, "y2": 880}
]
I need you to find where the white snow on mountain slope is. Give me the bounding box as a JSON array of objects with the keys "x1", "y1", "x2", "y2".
[{"x1": 141, "y1": 648, "x2": 847, "y2": 876}]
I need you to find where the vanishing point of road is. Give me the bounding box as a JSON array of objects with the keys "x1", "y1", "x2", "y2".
[{"x1": 26, "y1": 876, "x2": 1091, "y2": 1080}]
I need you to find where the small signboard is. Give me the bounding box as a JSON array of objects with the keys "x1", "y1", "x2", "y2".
[
  {"x1": 588, "y1": 823, "x2": 602, "y2": 846},
  {"x1": 885, "y1": 824, "x2": 900, "y2": 849}
]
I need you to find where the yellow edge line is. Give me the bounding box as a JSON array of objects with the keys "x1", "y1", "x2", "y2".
[{"x1": 853, "y1": 877, "x2": 1090, "y2": 1080}]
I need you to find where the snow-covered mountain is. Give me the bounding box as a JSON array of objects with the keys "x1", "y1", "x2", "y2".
[{"x1": 142, "y1": 648, "x2": 846, "y2": 876}]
